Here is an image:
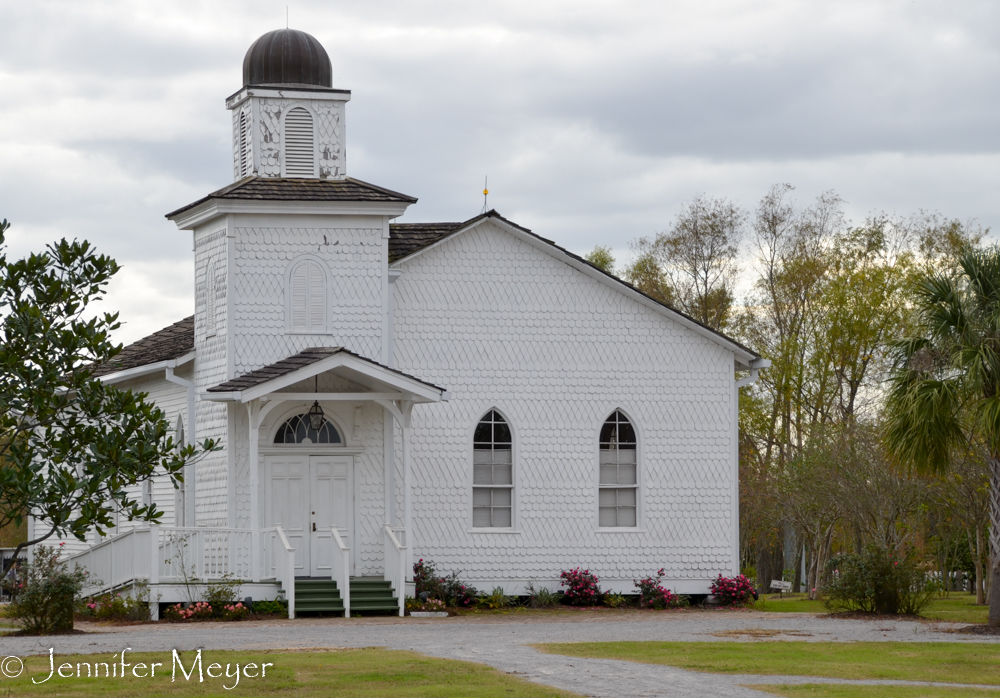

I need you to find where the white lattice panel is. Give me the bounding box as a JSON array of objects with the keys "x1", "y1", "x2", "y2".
[{"x1": 391, "y1": 220, "x2": 736, "y2": 590}]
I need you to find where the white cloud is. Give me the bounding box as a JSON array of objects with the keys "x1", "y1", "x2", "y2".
[{"x1": 2, "y1": 0, "x2": 998, "y2": 346}]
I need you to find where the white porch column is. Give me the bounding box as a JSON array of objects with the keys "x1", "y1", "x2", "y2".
[
  {"x1": 383, "y1": 408, "x2": 396, "y2": 526},
  {"x1": 247, "y1": 401, "x2": 261, "y2": 583},
  {"x1": 402, "y1": 420, "x2": 411, "y2": 552}
]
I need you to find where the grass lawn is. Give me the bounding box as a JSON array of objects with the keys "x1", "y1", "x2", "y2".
[
  {"x1": 534, "y1": 642, "x2": 1000, "y2": 686},
  {"x1": 752, "y1": 685, "x2": 1000, "y2": 698},
  {"x1": 753, "y1": 593, "x2": 989, "y2": 624},
  {"x1": 0, "y1": 648, "x2": 577, "y2": 697}
]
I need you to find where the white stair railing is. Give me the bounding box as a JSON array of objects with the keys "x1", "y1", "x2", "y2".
[
  {"x1": 330, "y1": 527, "x2": 351, "y2": 618},
  {"x1": 273, "y1": 526, "x2": 296, "y2": 619},
  {"x1": 69, "y1": 528, "x2": 152, "y2": 597},
  {"x1": 383, "y1": 524, "x2": 407, "y2": 617}
]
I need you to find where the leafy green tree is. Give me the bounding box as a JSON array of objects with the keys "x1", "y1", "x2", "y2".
[
  {"x1": 0, "y1": 219, "x2": 215, "y2": 576},
  {"x1": 634, "y1": 194, "x2": 745, "y2": 330},
  {"x1": 883, "y1": 245, "x2": 1000, "y2": 625},
  {"x1": 584, "y1": 245, "x2": 616, "y2": 274},
  {"x1": 623, "y1": 250, "x2": 674, "y2": 306}
]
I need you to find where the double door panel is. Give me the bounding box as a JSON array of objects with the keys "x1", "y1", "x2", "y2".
[{"x1": 266, "y1": 454, "x2": 352, "y2": 577}]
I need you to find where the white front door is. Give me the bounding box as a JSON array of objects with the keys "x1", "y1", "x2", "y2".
[
  {"x1": 267, "y1": 453, "x2": 353, "y2": 577},
  {"x1": 267, "y1": 454, "x2": 310, "y2": 575},
  {"x1": 309, "y1": 455, "x2": 352, "y2": 577}
]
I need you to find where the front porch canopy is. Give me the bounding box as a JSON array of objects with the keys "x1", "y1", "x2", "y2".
[{"x1": 202, "y1": 347, "x2": 447, "y2": 583}]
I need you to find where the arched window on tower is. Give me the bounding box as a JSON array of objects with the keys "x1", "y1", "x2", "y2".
[
  {"x1": 288, "y1": 257, "x2": 327, "y2": 333},
  {"x1": 284, "y1": 106, "x2": 315, "y2": 177}
]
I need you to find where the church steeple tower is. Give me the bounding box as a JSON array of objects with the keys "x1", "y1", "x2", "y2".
[{"x1": 226, "y1": 29, "x2": 350, "y2": 181}]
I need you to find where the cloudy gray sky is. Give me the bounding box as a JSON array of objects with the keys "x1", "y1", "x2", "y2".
[{"x1": 2, "y1": 0, "x2": 998, "y2": 344}]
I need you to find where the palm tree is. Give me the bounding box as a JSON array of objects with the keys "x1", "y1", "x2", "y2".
[{"x1": 883, "y1": 246, "x2": 1000, "y2": 627}]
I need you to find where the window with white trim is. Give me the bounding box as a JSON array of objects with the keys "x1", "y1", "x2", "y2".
[
  {"x1": 599, "y1": 410, "x2": 637, "y2": 527},
  {"x1": 288, "y1": 258, "x2": 327, "y2": 333},
  {"x1": 284, "y1": 106, "x2": 315, "y2": 177},
  {"x1": 473, "y1": 410, "x2": 512, "y2": 528}
]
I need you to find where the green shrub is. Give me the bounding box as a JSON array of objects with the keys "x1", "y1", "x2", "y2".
[
  {"x1": 203, "y1": 574, "x2": 242, "y2": 612},
  {"x1": 251, "y1": 599, "x2": 287, "y2": 615},
  {"x1": 477, "y1": 586, "x2": 511, "y2": 610},
  {"x1": 525, "y1": 581, "x2": 558, "y2": 608},
  {"x1": 412, "y1": 559, "x2": 478, "y2": 608},
  {"x1": 9, "y1": 545, "x2": 88, "y2": 634},
  {"x1": 825, "y1": 546, "x2": 937, "y2": 615},
  {"x1": 82, "y1": 584, "x2": 150, "y2": 621},
  {"x1": 603, "y1": 591, "x2": 630, "y2": 609}
]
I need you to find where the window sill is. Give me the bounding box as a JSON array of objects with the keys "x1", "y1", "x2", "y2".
[
  {"x1": 467, "y1": 528, "x2": 522, "y2": 534},
  {"x1": 595, "y1": 527, "x2": 647, "y2": 533}
]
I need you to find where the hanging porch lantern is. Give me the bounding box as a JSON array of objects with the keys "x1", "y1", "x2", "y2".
[{"x1": 307, "y1": 400, "x2": 325, "y2": 431}]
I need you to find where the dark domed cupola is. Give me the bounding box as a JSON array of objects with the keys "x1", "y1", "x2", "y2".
[{"x1": 242, "y1": 28, "x2": 332, "y2": 88}]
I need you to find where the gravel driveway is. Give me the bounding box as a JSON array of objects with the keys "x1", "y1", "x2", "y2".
[{"x1": 2, "y1": 610, "x2": 998, "y2": 697}]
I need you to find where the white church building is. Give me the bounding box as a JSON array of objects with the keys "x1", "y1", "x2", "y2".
[{"x1": 54, "y1": 28, "x2": 765, "y2": 617}]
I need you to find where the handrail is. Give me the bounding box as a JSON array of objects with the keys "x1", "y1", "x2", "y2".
[
  {"x1": 274, "y1": 525, "x2": 296, "y2": 619},
  {"x1": 382, "y1": 524, "x2": 407, "y2": 617},
  {"x1": 331, "y1": 527, "x2": 351, "y2": 618}
]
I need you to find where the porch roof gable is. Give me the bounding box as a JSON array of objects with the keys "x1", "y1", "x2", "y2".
[{"x1": 202, "y1": 347, "x2": 447, "y2": 403}]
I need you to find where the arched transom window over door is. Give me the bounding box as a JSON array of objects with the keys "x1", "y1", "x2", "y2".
[
  {"x1": 288, "y1": 258, "x2": 327, "y2": 333},
  {"x1": 274, "y1": 413, "x2": 342, "y2": 445},
  {"x1": 473, "y1": 410, "x2": 512, "y2": 528},
  {"x1": 599, "y1": 410, "x2": 637, "y2": 527}
]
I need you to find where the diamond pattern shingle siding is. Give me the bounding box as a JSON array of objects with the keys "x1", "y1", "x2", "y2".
[{"x1": 390, "y1": 220, "x2": 737, "y2": 591}]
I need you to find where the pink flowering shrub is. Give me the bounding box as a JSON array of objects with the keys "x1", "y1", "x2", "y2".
[
  {"x1": 710, "y1": 574, "x2": 756, "y2": 606},
  {"x1": 634, "y1": 569, "x2": 685, "y2": 609},
  {"x1": 222, "y1": 602, "x2": 249, "y2": 620},
  {"x1": 163, "y1": 601, "x2": 214, "y2": 621},
  {"x1": 81, "y1": 590, "x2": 150, "y2": 621},
  {"x1": 413, "y1": 559, "x2": 478, "y2": 608},
  {"x1": 559, "y1": 568, "x2": 602, "y2": 606}
]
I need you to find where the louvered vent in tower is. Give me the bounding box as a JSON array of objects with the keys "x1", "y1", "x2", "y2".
[
  {"x1": 284, "y1": 107, "x2": 315, "y2": 177},
  {"x1": 239, "y1": 111, "x2": 251, "y2": 178}
]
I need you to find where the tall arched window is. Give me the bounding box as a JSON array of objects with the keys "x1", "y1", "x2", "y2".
[
  {"x1": 288, "y1": 258, "x2": 327, "y2": 333},
  {"x1": 599, "y1": 410, "x2": 637, "y2": 527},
  {"x1": 274, "y1": 413, "x2": 342, "y2": 445},
  {"x1": 205, "y1": 262, "x2": 217, "y2": 337},
  {"x1": 473, "y1": 410, "x2": 513, "y2": 528},
  {"x1": 284, "y1": 106, "x2": 315, "y2": 177}
]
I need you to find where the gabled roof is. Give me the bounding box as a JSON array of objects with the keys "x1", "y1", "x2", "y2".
[
  {"x1": 90, "y1": 316, "x2": 194, "y2": 378},
  {"x1": 388, "y1": 223, "x2": 464, "y2": 262},
  {"x1": 205, "y1": 346, "x2": 445, "y2": 402},
  {"x1": 166, "y1": 176, "x2": 417, "y2": 219},
  {"x1": 389, "y1": 210, "x2": 761, "y2": 364}
]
